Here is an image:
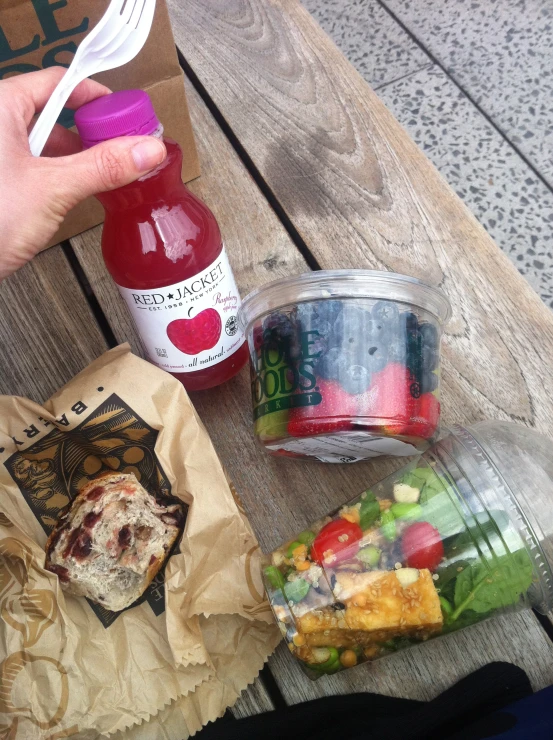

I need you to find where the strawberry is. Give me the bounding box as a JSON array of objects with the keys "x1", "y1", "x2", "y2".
[
  {"x1": 358, "y1": 362, "x2": 441, "y2": 440},
  {"x1": 357, "y1": 363, "x2": 416, "y2": 434},
  {"x1": 400, "y1": 392, "x2": 440, "y2": 440},
  {"x1": 287, "y1": 379, "x2": 355, "y2": 437}
]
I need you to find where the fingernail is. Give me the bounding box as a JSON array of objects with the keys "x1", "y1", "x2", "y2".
[{"x1": 131, "y1": 138, "x2": 166, "y2": 171}]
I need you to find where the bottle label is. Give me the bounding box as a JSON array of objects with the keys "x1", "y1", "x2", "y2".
[{"x1": 117, "y1": 247, "x2": 245, "y2": 373}]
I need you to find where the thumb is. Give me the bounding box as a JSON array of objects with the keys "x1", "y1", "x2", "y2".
[{"x1": 49, "y1": 135, "x2": 167, "y2": 207}]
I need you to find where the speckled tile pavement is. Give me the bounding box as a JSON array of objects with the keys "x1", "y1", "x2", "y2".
[
  {"x1": 382, "y1": 0, "x2": 553, "y2": 185},
  {"x1": 377, "y1": 65, "x2": 553, "y2": 307},
  {"x1": 300, "y1": 0, "x2": 430, "y2": 89},
  {"x1": 302, "y1": 0, "x2": 553, "y2": 309}
]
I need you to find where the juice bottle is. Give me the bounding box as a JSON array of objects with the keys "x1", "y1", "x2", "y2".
[{"x1": 74, "y1": 90, "x2": 248, "y2": 391}]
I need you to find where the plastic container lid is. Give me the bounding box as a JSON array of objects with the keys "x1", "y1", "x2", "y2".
[
  {"x1": 445, "y1": 422, "x2": 553, "y2": 613},
  {"x1": 74, "y1": 90, "x2": 160, "y2": 148},
  {"x1": 238, "y1": 270, "x2": 452, "y2": 331}
]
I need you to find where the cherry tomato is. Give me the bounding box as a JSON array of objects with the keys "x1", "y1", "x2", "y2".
[
  {"x1": 401, "y1": 522, "x2": 444, "y2": 570},
  {"x1": 311, "y1": 519, "x2": 363, "y2": 565}
]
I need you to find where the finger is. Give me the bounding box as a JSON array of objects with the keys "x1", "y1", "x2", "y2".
[
  {"x1": 42, "y1": 124, "x2": 83, "y2": 158},
  {"x1": 5, "y1": 67, "x2": 111, "y2": 125},
  {"x1": 46, "y1": 135, "x2": 167, "y2": 209}
]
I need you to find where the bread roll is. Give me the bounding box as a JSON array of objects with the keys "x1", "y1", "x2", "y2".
[{"x1": 44, "y1": 472, "x2": 184, "y2": 611}]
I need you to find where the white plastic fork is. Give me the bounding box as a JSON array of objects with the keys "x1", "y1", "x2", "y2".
[{"x1": 29, "y1": 0, "x2": 156, "y2": 157}]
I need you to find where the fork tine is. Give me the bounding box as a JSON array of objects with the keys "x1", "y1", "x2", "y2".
[
  {"x1": 93, "y1": 0, "x2": 142, "y2": 58},
  {"x1": 94, "y1": 0, "x2": 154, "y2": 62},
  {"x1": 127, "y1": 0, "x2": 147, "y2": 30},
  {"x1": 135, "y1": 0, "x2": 155, "y2": 33},
  {"x1": 88, "y1": 0, "x2": 134, "y2": 55},
  {"x1": 119, "y1": 0, "x2": 138, "y2": 25},
  {"x1": 86, "y1": 0, "x2": 126, "y2": 44},
  {"x1": 91, "y1": 3, "x2": 140, "y2": 59}
]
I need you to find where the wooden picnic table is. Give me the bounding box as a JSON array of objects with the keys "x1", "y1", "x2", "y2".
[{"x1": 3, "y1": 0, "x2": 553, "y2": 725}]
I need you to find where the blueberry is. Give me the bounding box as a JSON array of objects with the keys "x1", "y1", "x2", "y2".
[
  {"x1": 262, "y1": 312, "x2": 302, "y2": 361},
  {"x1": 342, "y1": 364, "x2": 372, "y2": 395},
  {"x1": 367, "y1": 319, "x2": 390, "y2": 343},
  {"x1": 372, "y1": 301, "x2": 399, "y2": 324},
  {"x1": 422, "y1": 343, "x2": 440, "y2": 372},
  {"x1": 363, "y1": 343, "x2": 388, "y2": 373},
  {"x1": 402, "y1": 311, "x2": 419, "y2": 332},
  {"x1": 314, "y1": 319, "x2": 332, "y2": 339},
  {"x1": 296, "y1": 302, "x2": 318, "y2": 329},
  {"x1": 332, "y1": 306, "x2": 371, "y2": 353},
  {"x1": 263, "y1": 312, "x2": 295, "y2": 339},
  {"x1": 420, "y1": 322, "x2": 439, "y2": 350},
  {"x1": 318, "y1": 300, "x2": 343, "y2": 325},
  {"x1": 305, "y1": 320, "x2": 331, "y2": 356},
  {"x1": 316, "y1": 347, "x2": 348, "y2": 381},
  {"x1": 388, "y1": 340, "x2": 407, "y2": 365},
  {"x1": 297, "y1": 304, "x2": 331, "y2": 335},
  {"x1": 420, "y1": 370, "x2": 439, "y2": 394}
]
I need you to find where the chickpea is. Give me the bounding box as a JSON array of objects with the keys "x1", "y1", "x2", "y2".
[{"x1": 339, "y1": 649, "x2": 358, "y2": 668}]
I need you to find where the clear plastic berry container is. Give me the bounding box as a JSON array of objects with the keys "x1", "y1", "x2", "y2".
[
  {"x1": 262, "y1": 422, "x2": 553, "y2": 679},
  {"x1": 238, "y1": 270, "x2": 451, "y2": 462}
]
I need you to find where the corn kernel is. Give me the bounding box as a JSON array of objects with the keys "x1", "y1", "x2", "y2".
[
  {"x1": 340, "y1": 650, "x2": 357, "y2": 668},
  {"x1": 296, "y1": 560, "x2": 311, "y2": 571},
  {"x1": 292, "y1": 633, "x2": 306, "y2": 647},
  {"x1": 292, "y1": 544, "x2": 307, "y2": 558},
  {"x1": 379, "y1": 499, "x2": 392, "y2": 511},
  {"x1": 341, "y1": 509, "x2": 360, "y2": 524}
]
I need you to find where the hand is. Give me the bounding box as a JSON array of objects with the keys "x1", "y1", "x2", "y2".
[{"x1": 0, "y1": 67, "x2": 167, "y2": 281}]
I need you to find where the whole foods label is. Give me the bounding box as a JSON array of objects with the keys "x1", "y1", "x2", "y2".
[
  {"x1": 251, "y1": 327, "x2": 322, "y2": 416},
  {"x1": 117, "y1": 247, "x2": 245, "y2": 372},
  {"x1": 265, "y1": 431, "x2": 420, "y2": 462}
]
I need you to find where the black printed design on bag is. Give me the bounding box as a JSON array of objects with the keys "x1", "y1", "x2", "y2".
[{"x1": 4, "y1": 394, "x2": 177, "y2": 627}]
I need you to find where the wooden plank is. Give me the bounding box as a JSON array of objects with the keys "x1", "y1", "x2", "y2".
[
  {"x1": 232, "y1": 676, "x2": 276, "y2": 718},
  {"x1": 167, "y1": 0, "x2": 553, "y2": 437},
  {"x1": 71, "y1": 72, "x2": 553, "y2": 708},
  {"x1": 0, "y1": 246, "x2": 108, "y2": 401}
]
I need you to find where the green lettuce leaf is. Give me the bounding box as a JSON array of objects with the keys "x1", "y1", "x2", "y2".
[{"x1": 452, "y1": 549, "x2": 533, "y2": 620}]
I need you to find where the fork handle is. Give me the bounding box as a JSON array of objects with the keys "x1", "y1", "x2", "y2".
[{"x1": 29, "y1": 69, "x2": 82, "y2": 157}]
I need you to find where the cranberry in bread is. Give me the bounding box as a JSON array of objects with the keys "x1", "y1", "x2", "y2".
[{"x1": 44, "y1": 472, "x2": 184, "y2": 611}]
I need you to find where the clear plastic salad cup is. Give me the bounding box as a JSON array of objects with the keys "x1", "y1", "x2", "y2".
[
  {"x1": 238, "y1": 270, "x2": 451, "y2": 462},
  {"x1": 262, "y1": 421, "x2": 553, "y2": 678}
]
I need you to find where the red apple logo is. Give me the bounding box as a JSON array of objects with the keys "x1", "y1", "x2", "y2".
[{"x1": 167, "y1": 309, "x2": 222, "y2": 354}]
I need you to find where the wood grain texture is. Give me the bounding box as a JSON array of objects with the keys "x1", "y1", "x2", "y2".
[
  {"x1": 71, "y1": 74, "x2": 553, "y2": 706},
  {"x1": 167, "y1": 0, "x2": 553, "y2": 437},
  {"x1": 232, "y1": 676, "x2": 276, "y2": 718},
  {"x1": 0, "y1": 246, "x2": 108, "y2": 401}
]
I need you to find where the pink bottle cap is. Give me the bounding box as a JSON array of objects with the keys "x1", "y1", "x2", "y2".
[{"x1": 74, "y1": 89, "x2": 160, "y2": 148}]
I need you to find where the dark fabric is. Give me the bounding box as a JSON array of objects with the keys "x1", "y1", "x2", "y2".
[{"x1": 198, "y1": 662, "x2": 534, "y2": 740}]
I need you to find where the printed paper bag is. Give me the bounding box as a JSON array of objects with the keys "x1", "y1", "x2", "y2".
[{"x1": 0, "y1": 345, "x2": 280, "y2": 739}]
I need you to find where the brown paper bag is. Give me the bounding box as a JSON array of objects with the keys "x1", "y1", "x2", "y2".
[
  {"x1": 0, "y1": 0, "x2": 201, "y2": 248},
  {"x1": 0, "y1": 345, "x2": 280, "y2": 739}
]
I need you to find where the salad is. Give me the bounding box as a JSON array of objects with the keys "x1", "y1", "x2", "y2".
[{"x1": 262, "y1": 458, "x2": 536, "y2": 678}]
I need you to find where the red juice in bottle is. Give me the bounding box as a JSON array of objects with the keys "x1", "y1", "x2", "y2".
[{"x1": 74, "y1": 90, "x2": 248, "y2": 391}]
